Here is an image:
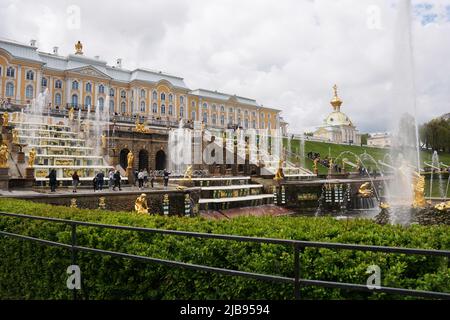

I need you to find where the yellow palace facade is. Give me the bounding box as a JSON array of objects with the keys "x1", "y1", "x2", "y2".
[{"x1": 0, "y1": 38, "x2": 281, "y2": 130}]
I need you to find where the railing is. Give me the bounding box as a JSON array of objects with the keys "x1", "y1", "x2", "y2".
[{"x1": 0, "y1": 211, "x2": 449, "y2": 300}]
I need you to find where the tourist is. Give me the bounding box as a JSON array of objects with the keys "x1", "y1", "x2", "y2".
[
  {"x1": 134, "y1": 169, "x2": 139, "y2": 187},
  {"x1": 163, "y1": 169, "x2": 171, "y2": 187},
  {"x1": 143, "y1": 169, "x2": 149, "y2": 187},
  {"x1": 108, "y1": 169, "x2": 114, "y2": 190},
  {"x1": 113, "y1": 170, "x2": 122, "y2": 191},
  {"x1": 72, "y1": 171, "x2": 80, "y2": 193},
  {"x1": 47, "y1": 169, "x2": 57, "y2": 192},
  {"x1": 138, "y1": 169, "x2": 144, "y2": 190},
  {"x1": 92, "y1": 174, "x2": 98, "y2": 192},
  {"x1": 96, "y1": 171, "x2": 105, "y2": 191},
  {"x1": 150, "y1": 171, "x2": 156, "y2": 188}
]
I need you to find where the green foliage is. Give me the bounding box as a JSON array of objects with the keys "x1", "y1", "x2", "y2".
[
  {"x1": 420, "y1": 118, "x2": 450, "y2": 153},
  {"x1": 0, "y1": 198, "x2": 448, "y2": 300}
]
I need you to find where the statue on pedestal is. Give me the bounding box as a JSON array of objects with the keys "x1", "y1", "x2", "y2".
[
  {"x1": 127, "y1": 150, "x2": 134, "y2": 169},
  {"x1": 2, "y1": 112, "x2": 9, "y2": 127},
  {"x1": 12, "y1": 128, "x2": 19, "y2": 144},
  {"x1": 135, "y1": 193, "x2": 149, "y2": 214},
  {"x1": 28, "y1": 148, "x2": 36, "y2": 167},
  {"x1": 101, "y1": 133, "x2": 107, "y2": 149},
  {"x1": 68, "y1": 107, "x2": 74, "y2": 122},
  {"x1": 0, "y1": 144, "x2": 9, "y2": 168},
  {"x1": 183, "y1": 165, "x2": 193, "y2": 180}
]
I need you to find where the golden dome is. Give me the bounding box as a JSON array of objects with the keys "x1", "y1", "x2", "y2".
[{"x1": 330, "y1": 84, "x2": 342, "y2": 111}]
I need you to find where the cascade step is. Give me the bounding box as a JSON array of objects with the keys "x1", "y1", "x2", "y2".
[{"x1": 199, "y1": 194, "x2": 274, "y2": 204}]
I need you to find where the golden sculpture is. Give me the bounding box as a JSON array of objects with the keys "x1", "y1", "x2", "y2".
[
  {"x1": 28, "y1": 148, "x2": 36, "y2": 167},
  {"x1": 273, "y1": 159, "x2": 285, "y2": 182},
  {"x1": 0, "y1": 144, "x2": 9, "y2": 168},
  {"x1": 2, "y1": 112, "x2": 9, "y2": 127},
  {"x1": 379, "y1": 202, "x2": 390, "y2": 209},
  {"x1": 183, "y1": 165, "x2": 193, "y2": 180},
  {"x1": 70, "y1": 198, "x2": 78, "y2": 208},
  {"x1": 330, "y1": 84, "x2": 343, "y2": 111},
  {"x1": 412, "y1": 172, "x2": 426, "y2": 208},
  {"x1": 313, "y1": 157, "x2": 319, "y2": 175},
  {"x1": 134, "y1": 119, "x2": 150, "y2": 133},
  {"x1": 98, "y1": 197, "x2": 106, "y2": 210},
  {"x1": 127, "y1": 150, "x2": 134, "y2": 169},
  {"x1": 101, "y1": 133, "x2": 107, "y2": 149},
  {"x1": 68, "y1": 107, "x2": 74, "y2": 121},
  {"x1": 75, "y1": 41, "x2": 83, "y2": 54},
  {"x1": 12, "y1": 128, "x2": 19, "y2": 144},
  {"x1": 358, "y1": 182, "x2": 373, "y2": 198},
  {"x1": 135, "y1": 193, "x2": 149, "y2": 214},
  {"x1": 434, "y1": 201, "x2": 450, "y2": 211}
]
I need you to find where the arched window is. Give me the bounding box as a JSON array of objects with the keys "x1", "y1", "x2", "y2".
[
  {"x1": 140, "y1": 101, "x2": 146, "y2": 112},
  {"x1": 55, "y1": 80, "x2": 62, "y2": 89},
  {"x1": 203, "y1": 112, "x2": 208, "y2": 123},
  {"x1": 168, "y1": 105, "x2": 173, "y2": 115},
  {"x1": 152, "y1": 91, "x2": 157, "y2": 100},
  {"x1": 140, "y1": 89, "x2": 146, "y2": 98},
  {"x1": 203, "y1": 103, "x2": 207, "y2": 109},
  {"x1": 221, "y1": 105, "x2": 225, "y2": 112},
  {"x1": 109, "y1": 88, "x2": 115, "y2": 97},
  {"x1": 212, "y1": 114, "x2": 217, "y2": 125},
  {"x1": 191, "y1": 101, "x2": 196, "y2": 107},
  {"x1": 161, "y1": 93, "x2": 166, "y2": 101},
  {"x1": 71, "y1": 94, "x2": 78, "y2": 106},
  {"x1": 121, "y1": 102, "x2": 126, "y2": 113},
  {"x1": 85, "y1": 96, "x2": 92, "y2": 107},
  {"x1": 252, "y1": 120, "x2": 256, "y2": 129},
  {"x1": 220, "y1": 115, "x2": 225, "y2": 125},
  {"x1": 85, "y1": 82, "x2": 92, "y2": 92},
  {"x1": 26, "y1": 70, "x2": 34, "y2": 80},
  {"x1": 72, "y1": 81, "x2": 79, "y2": 90},
  {"x1": 99, "y1": 97, "x2": 104, "y2": 112},
  {"x1": 244, "y1": 110, "x2": 248, "y2": 116},
  {"x1": 191, "y1": 111, "x2": 196, "y2": 120},
  {"x1": 6, "y1": 67, "x2": 15, "y2": 78},
  {"x1": 229, "y1": 107, "x2": 233, "y2": 114},
  {"x1": 41, "y1": 77, "x2": 47, "y2": 87},
  {"x1": 161, "y1": 104, "x2": 166, "y2": 114},
  {"x1": 120, "y1": 90, "x2": 126, "y2": 98},
  {"x1": 152, "y1": 103, "x2": 158, "y2": 113},
  {"x1": 6, "y1": 82, "x2": 14, "y2": 97},
  {"x1": 25, "y1": 85, "x2": 34, "y2": 99},
  {"x1": 179, "y1": 106, "x2": 184, "y2": 117},
  {"x1": 228, "y1": 115, "x2": 233, "y2": 125},
  {"x1": 169, "y1": 94, "x2": 173, "y2": 102},
  {"x1": 55, "y1": 93, "x2": 62, "y2": 106},
  {"x1": 109, "y1": 100, "x2": 115, "y2": 113},
  {"x1": 180, "y1": 96, "x2": 184, "y2": 105},
  {"x1": 244, "y1": 119, "x2": 249, "y2": 129},
  {"x1": 99, "y1": 84, "x2": 105, "y2": 94}
]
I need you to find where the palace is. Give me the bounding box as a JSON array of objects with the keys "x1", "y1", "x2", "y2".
[
  {"x1": 0, "y1": 38, "x2": 280, "y2": 130},
  {"x1": 313, "y1": 85, "x2": 361, "y2": 145}
]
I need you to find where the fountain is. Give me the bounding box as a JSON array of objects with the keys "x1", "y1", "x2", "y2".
[{"x1": 168, "y1": 119, "x2": 192, "y2": 176}]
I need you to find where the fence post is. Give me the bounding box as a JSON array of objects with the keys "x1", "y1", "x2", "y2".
[
  {"x1": 71, "y1": 223, "x2": 77, "y2": 301},
  {"x1": 294, "y1": 244, "x2": 301, "y2": 300}
]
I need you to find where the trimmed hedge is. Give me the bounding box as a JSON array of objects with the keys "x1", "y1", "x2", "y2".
[{"x1": 0, "y1": 198, "x2": 449, "y2": 299}]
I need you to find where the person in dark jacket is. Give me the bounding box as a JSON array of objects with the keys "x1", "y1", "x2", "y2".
[
  {"x1": 113, "y1": 170, "x2": 122, "y2": 191},
  {"x1": 72, "y1": 171, "x2": 80, "y2": 193},
  {"x1": 47, "y1": 169, "x2": 57, "y2": 192},
  {"x1": 96, "y1": 171, "x2": 105, "y2": 191},
  {"x1": 92, "y1": 175, "x2": 98, "y2": 192},
  {"x1": 163, "y1": 169, "x2": 171, "y2": 188}
]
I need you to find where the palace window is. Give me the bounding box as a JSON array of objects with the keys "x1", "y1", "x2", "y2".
[
  {"x1": 6, "y1": 82, "x2": 14, "y2": 97},
  {"x1": 99, "y1": 84, "x2": 105, "y2": 94},
  {"x1": 228, "y1": 116, "x2": 233, "y2": 125},
  {"x1": 109, "y1": 100, "x2": 115, "y2": 113},
  {"x1": 180, "y1": 106, "x2": 184, "y2": 117},
  {"x1": 109, "y1": 88, "x2": 115, "y2": 97},
  {"x1": 41, "y1": 77, "x2": 47, "y2": 87},
  {"x1": 55, "y1": 80, "x2": 62, "y2": 89},
  {"x1": 71, "y1": 94, "x2": 78, "y2": 106},
  {"x1": 169, "y1": 94, "x2": 173, "y2": 102},
  {"x1": 25, "y1": 85, "x2": 34, "y2": 99},
  {"x1": 252, "y1": 111, "x2": 256, "y2": 117},
  {"x1": 6, "y1": 67, "x2": 15, "y2": 78},
  {"x1": 244, "y1": 119, "x2": 249, "y2": 129},
  {"x1": 237, "y1": 109, "x2": 241, "y2": 114},
  {"x1": 244, "y1": 110, "x2": 248, "y2": 116},
  {"x1": 140, "y1": 89, "x2": 146, "y2": 98},
  {"x1": 161, "y1": 93, "x2": 166, "y2": 101},
  {"x1": 220, "y1": 115, "x2": 225, "y2": 125},
  {"x1": 252, "y1": 120, "x2": 256, "y2": 129},
  {"x1": 55, "y1": 93, "x2": 61, "y2": 106},
  {"x1": 140, "y1": 101, "x2": 146, "y2": 112},
  {"x1": 99, "y1": 97, "x2": 104, "y2": 112},
  {"x1": 191, "y1": 101, "x2": 196, "y2": 108},
  {"x1": 152, "y1": 91, "x2": 157, "y2": 100},
  {"x1": 203, "y1": 112, "x2": 208, "y2": 123},
  {"x1": 180, "y1": 96, "x2": 184, "y2": 105},
  {"x1": 152, "y1": 103, "x2": 158, "y2": 113},
  {"x1": 168, "y1": 105, "x2": 173, "y2": 115},
  {"x1": 161, "y1": 104, "x2": 166, "y2": 114},
  {"x1": 212, "y1": 104, "x2": 216, "y2": 111},
  {"x1": 228, "y1": 107, "x2": 233, "y2": 113},
  {"x1": 85, "y1": 82, "x2": 92, "y2": 92},
  {"x1": 121, "y1": 102, "x2": 126, "y2": 113},
  {"x1": 191, "y1": 111, "x2": 196, "y2": 120},
  {"x1": 120, "y1": 90, "x2": 126, "y2": 98},
  {"x1": 212, "y1": 114, "x2": 217, "y2": 125},
  {"x1": 85, "y1": 96, "x2": 92, "y2": 107},
  {"x1": 26, "y1": 70, "x2": 34, "y2": 80},
  {"x1": 72, "y1": 81, "x2": 79, "y2": 90},
  {"x1": 220, "y1": 105, "x2": 224, "y2": 112},
  {"x1": 202, "y1": 103, "x2": 207, "y2": 109}
]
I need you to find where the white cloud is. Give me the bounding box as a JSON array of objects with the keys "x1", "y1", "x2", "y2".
[{"x1": 0, "y1": 0, "x2": 448, "y2": 133}]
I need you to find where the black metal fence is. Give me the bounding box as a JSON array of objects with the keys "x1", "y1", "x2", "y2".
[{"x1": 0, "y1": 211, "x2": 449, "y2": 300}]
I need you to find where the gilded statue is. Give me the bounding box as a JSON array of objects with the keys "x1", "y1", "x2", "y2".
[
  {"x1": 183, "y1": 165, "x2": 193, "y2": 180},
  {"x1": 75, "y1": 41, "x2": 83, "y2": 54},
  {"x1": 101, "y1": 133, "x2": 107, "y2": 149},
  {"x1": 313, "y1": 157, "x2": 319, "y2": 175},
  {"x1": 68, "y1": 107, "x2": 74, "y2": 121},
  {"x1": 358, "y1": 182, "x2": 373, "y2": 198},
  {"x1": 2, "y1": 112, "x2": 9, "y2": 127},
  {"x1": 134, "y1": 119, "x2": 149, "y2": 133},
  {"x1": 0, "y1": 144, "x2": 9, "y2": 168},
  {"x1": 135, "y1": 193, "x2": 149, "y2": 214},
  {"x1": 412, "y1": 172, "x2": 426, "y2": 208},
  {"x1": 273, "y1": 159, "x2": 285, "y2": 182},
  {"x1": 434, "y1": 201, "x2": 450, "y2": 211},
  {"x1": 127, "y1": 150, "x2": 134, "y2": 169},
  {"x1": 12, "y1": 128, "x2": 19, "y2": 144},
  {"x1": 28, "y1": 148, "x2": 36, "y2": 167}
]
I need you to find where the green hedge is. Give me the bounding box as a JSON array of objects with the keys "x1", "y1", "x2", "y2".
[{"x1": 0, "y1": 198, "x2": 449, "y2": 299}]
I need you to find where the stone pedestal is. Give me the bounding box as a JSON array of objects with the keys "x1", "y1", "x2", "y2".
[
  {"x1": 17, "y1": 151, "x2": 25, "y2": 164},
  {"x1": 0, "y1": 167, "x2": 10, "y2": 190},
  {"x1": 26, "y1": 167, "x2": 35, "y2": 179},
  {"x1": 127, "y1": 167, "x2": 135, "y2": 185}
]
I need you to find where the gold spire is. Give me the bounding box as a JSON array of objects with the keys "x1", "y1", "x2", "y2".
[
  {"x1": 330, "y1": 84, "x2": 342, "y2": 111},
  {"x1": 75, "y1": 41, "x2": 83, "y2": 55}
]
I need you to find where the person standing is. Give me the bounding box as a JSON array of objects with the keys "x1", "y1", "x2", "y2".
[
  {"x1": 113, "y1": 170, "x2": 122, "y2": 191},
  {"x1": 96, "y1": 171, "x2": 105, "y2": 191},
  {"x1": 72, "y1": 171, "x2": 80, "y2": 193},
  {"x1": 108, "y1": 169, "x2": 114, "y2": 190},
  {"x1": 150, "y1": 171, "x2": 155, "y2": 188},
  {"x1": 138, "y1": 169, "x2": 144, "y2": 190},
  {"x1": 163, "y1": 169, "x2": 170, "y2": 188},
  {"x1": 47, "y1": 169, "x2": 57, "y2": 192},
  {"x1": 92, "y1": 174, "x2": 98, "y2": 192},
  {"x1": 143, "y1": 169, "x2": 149, "y2": 187}
]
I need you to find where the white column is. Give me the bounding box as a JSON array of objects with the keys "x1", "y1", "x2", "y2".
[
  {"x1": 16, "y1": 66, "x2": 22, "y2": 101},
  {"x1": 66, "y1": 78, "x2": 71, "y2": 105}
]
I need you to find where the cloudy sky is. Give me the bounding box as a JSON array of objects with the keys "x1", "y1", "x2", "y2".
[{"x1": 1, "y1": 0, "x2": 449, "y2": 133}]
